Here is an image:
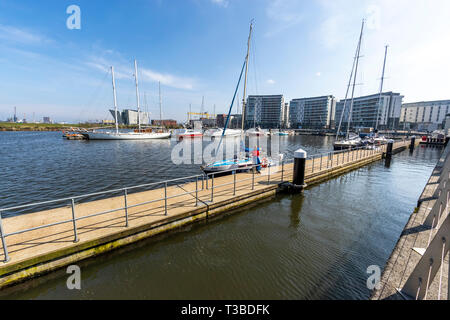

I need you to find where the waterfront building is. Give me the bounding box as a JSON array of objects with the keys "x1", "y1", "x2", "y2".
[
  {"x1": 109, "y1": 109, "x2": 150, "y2": 125},
  {"x1": 289, "y1": 95, "x2": 336, "y2": 129},
  {"x1": 399, "y1": 99, "x2": 450, "y2": 131},
  {"x1": 244, "y1": 95, "x2": 285, "y2": 129},
  {"x1": 216, "y1": 114, "x2": 243, "y2": 129},
  {"x1": 43, "y1": 117, "x2": 52, "y2": 124},
  {"x1": 151, "y1": 119, "x2": 178, "y2": 127},
  {"x1": 335, "y1": 92, "x2": 403, "y2": 131}
]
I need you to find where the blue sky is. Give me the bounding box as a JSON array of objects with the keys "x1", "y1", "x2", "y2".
[{"x1": 1, "y1": 0, "x2": 450, "y2": 123}]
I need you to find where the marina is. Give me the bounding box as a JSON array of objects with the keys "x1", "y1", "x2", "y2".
[
  {"x1": 0, "y1": 136, "x2": 413, "y2": 289},
  {"x1": 0, "y1": 132, "x2": 440, "y2": 300},
  {"x1": 2, "y1": 1, "x2": 450, "y2": 305}
]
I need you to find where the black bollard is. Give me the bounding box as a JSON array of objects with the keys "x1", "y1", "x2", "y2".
[
  {"x1": 385, "y1": 139, "x2": 394, "y2": 165},
  {"x1": 410, "y1": 136, "x2": 416, "y2": 152},
  {"x1": 293, "y1": 148, "x2": 307, "y2": 190}
]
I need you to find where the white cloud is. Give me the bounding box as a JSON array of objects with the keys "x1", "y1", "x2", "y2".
[
  {"x1": 267, "y1": 79, "x2": 275, "y2": 85},
  {"x1": 85, "y1": 56, "x2": 196, "y2": 90},
  {"x1": 211, "y1": 0, "x2": 229, "y2": 8},
  {"x1": 315, "y1": 0, "x2": 450, "y2": 102},
  {"x1": 0, "y1": 24, "x2": 51, "y2": 45},
  {"x1": 265, "y1": 0, "x2": 304, "y2": 37},
  {"x1": 316, "y1": 72, "x2": 321, "y2": 77}
]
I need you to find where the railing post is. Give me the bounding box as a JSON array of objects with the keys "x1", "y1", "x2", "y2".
[
  {"x1": 312, "y1": 157, "x2": 315, "y2": 173},
  {"x1": 320, "y1": 154, "x2": 323, "y2": 171},
  {"x1": 202, "y1": 174, "x2": 204, "y2": 190},
  {"x1": 71, "y1": 199, "x2": 79, "y2": 243},
  {"x1": 233, "y1": 170, "x2": 236, "y2": 195},
  {"x1": 0, "y1": 211, "x2": 10, "y2": 263},
  {"x1": 196, "y1": 176, "x2": 199, "y2": 206},
  {"x1": 211, "y1": 174, "x2": 214, "y2": 202},
  {"x1": 281, "y1": 159, "x2": 284, "y2": 182},
  {"x1": 164, "y1": 182, "x2": 168, "y2": 216},
  {"x1": 252, "y1": 166, "x2": 255, "y2": 190},
  {"x1": 124, "y1": 189, "x2": 129, "y2": 227},
  {"x1": 268, "y1": 164, "x2": 271, "y2": 183}
]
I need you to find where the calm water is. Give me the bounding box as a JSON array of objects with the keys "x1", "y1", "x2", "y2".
[{"x1": 0, "y1": 132, "x2": 442, "y2": 299}]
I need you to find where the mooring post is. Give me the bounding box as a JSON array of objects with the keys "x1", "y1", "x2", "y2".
[
  {"x1": 386, "y1": 139, "x2": 394, "y2": 159},
  {"x1": 410, "y1": 135, "x2": 416, "y2": 152},
  {"x1": 292, "y1": 148, "x2": 307, "y2": 191}
]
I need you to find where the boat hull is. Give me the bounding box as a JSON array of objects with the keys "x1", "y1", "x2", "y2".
[
  {"x1": 86, "y1": 132, "x2": 171, "y2": 140},
  {"x1": 201, "y1": 159, "x2": 254, "y2": 174}
]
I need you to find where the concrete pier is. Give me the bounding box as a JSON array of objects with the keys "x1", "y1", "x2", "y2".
[
  {"x1": 0, "y1": 140, "x2": 413, "y2": 289},
  {"x1": 372, "y1": 143, "x2": 450, "y2": 300}
]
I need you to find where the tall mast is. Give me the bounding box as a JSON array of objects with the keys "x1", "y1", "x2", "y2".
[
  {"x1": 241, "y1": 20, "x2": 253, "y2": 131},
  {"x1": 134, "y1": 59, "x2": 141, "y2": 132},
  {"x1": 375, "y1": 45, "x2": 388, "y2": 131},
  {"x1": 111, "y1": 66, "x2": 119, "y2": 134},
  {"x1": 346, "y1": 19, "x2": 364, "y2": 140},
  {"x1": 335, "y1": 31, "x2": 360, "y2": 140},
  {"x1": 159, "y1": 81, "x2": 162, "y2": 124}
]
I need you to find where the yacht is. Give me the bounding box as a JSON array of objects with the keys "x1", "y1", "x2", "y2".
[
  {"x1": 204, "y1": 128, "x2": 242, "y2": 138},
  {"x1": 86, "y1": 61, "x2": 170, "y2": 140},
  {"x1": 246, "y1": 127, "x2": 268, "y2": 137}
]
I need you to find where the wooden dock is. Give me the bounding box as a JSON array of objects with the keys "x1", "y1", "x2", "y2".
[{"x1": 0, "y1": 140, "x2": 413, "y2": 289}]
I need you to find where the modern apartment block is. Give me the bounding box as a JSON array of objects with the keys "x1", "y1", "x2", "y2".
[
  {"x1": 289, "y1": 95, "x2": 336, "y2": 129},
  {"x1": 244, "y1": 95, "x2": 286, "y2": 129},
  {"x1": 335, "y1": 92, "x2": 403, "y2": 131},
  {"x1": 400, "y1": 100, "x2": 450, "y2": 131}
]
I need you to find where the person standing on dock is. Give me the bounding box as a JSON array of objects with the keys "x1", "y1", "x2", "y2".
[{"x1": 252, "y1": 146, "x2": 261, "y2": 173}]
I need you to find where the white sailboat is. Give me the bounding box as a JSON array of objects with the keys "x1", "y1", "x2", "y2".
[
  {"x1": 366, "y1": 45, "x2": 389, "y2": 146},
  {"x1": 201, "y1": 21, "x2": 282, "y2": 174},
  {"x1": 333, "y1": 20, "x2": 365, "y2": 151},
  {"x1": 246, "y1": 127, "x2": 268, "y2": 137},
  {"x1": 86, "y1": 61, "x2": 170, "y2": 140},
  {"x1": 204, "y1": 128, "x2": 242, "y2": 138}
]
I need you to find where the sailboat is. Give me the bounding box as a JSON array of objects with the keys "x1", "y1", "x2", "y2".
[
  {"x1": 333, "y1": 20, "x2": 365, "y2": 151},
  {"x1": 86, "y1": 61, "x2": 171, "y2": 140},
  {"x1": 204, "y1": 128, "x2": 242, "y2": 138},
  {"x1": 201, "y1": 21, "x2": 282, "y2": 174},
  {"x1": 366, "y1": 45, "x2": 389, "y2": 147},
  {"x1": 201, "y1": 22, "x2": 256, "y2": 174}
]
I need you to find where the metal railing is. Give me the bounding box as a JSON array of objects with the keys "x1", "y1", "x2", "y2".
[
  {"x1": 0, "y1": 161, "x2": 285, "y2": 263},
  {"x1": 399, "y1": 143, "x2": 450, "y2": 300},
  {"x1": 304, "y1": 144, "x2": 388, "y2": 174},
  {"x1": 0, "y1": 139, "x2": 409, "y2": 264}
]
